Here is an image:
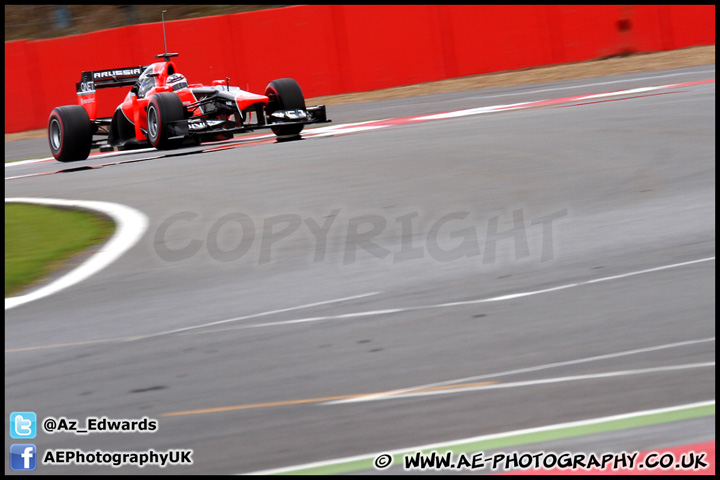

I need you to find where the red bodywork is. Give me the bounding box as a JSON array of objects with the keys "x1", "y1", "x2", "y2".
[{"x1": 78, "y1": 59, "x2": 269, "y2": 142}]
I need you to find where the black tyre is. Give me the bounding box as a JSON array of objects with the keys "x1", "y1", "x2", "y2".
[
  {"x1": 146, "y1": 92, "x2": 186, "y2": 149},
  {"x1": 48, "y1": 106, "x2": 92, "y2": 162},
  {"x1": 265, "y1": 78, "x2": 306, "y2": 137}
]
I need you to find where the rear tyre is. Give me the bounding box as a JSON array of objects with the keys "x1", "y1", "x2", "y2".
[
  {"x1": 147, "y1": 92, "x2": 186, "y2": 150},
  {"x1": 265, "y1": 78, "x2": 306, "y2": 137},
  {"x1": 48, "y1": 106, "x2": 93, "y2": 162}
]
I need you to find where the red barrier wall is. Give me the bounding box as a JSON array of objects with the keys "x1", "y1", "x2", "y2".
[{"x1": 4, "y1": 5, "x2": 715, "y2": 133}]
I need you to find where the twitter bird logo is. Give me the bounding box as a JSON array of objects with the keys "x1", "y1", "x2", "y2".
[{"x1": 10, "y1": 412, "x2": 37, "y2": 439}]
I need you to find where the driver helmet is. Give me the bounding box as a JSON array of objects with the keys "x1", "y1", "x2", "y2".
[{"x1": 167, "y1": 73, "x2": 188, "y2": 91}]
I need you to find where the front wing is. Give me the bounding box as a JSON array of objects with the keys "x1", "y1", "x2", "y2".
[{"x1": 165, "y1": 105, "x2": 329, "y2": 141}]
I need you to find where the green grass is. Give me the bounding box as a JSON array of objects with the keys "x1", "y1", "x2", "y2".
[{"x1": 5, "y1": 203, "x2": 115, "y2": 297}]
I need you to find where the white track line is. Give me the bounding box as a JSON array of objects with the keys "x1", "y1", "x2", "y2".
[
  {"x1": 4, "y1": 148, "x2": 158, "y2": 169},
  {"x1": 5, "y1": 157, "x2": 54, "y2": 167},
  {"x1": 463, "y1": 68, "x2": 716, "y2": 101},
  {"x1": 143, "y1": 291, "x2": 382, "y2": 338},
  {"x1": 182, "y1": 257, "x2": 715, "y2": 335},
  {"x1": 4, "y1": 292, "x2": 383, "y2": 353},
  {"x1": 411, "y1": 82, "x2": 699, "y2": 122},
  {"x1": 5, "y1": 198, "x2": 148, "y2": 310},
  {"x1": 331, "y1": 363, "x2": 716, "y2": 404},
  {"x1": 364, "y1": 69, "x2": 715, "y2": 112},
  {"x1": 325, "y1": 337, "x2": 716, "y2": 405}
]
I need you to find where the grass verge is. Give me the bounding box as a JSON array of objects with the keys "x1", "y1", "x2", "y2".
[{"x1": 5, "y1": 203, "x2": 115, "y2": 297}]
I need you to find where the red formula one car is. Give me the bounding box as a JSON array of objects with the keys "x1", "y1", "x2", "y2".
[{"x1": 48, "y1": 51, "x2": 329, "y2": 162}]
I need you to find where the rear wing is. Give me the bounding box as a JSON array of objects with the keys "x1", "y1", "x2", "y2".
[
  {"x1": 76, "y1": 66, "x2": 146, "y2": 120},
  {"x1": 76, "y1": 66, "x2": 147, "y2": 95}
]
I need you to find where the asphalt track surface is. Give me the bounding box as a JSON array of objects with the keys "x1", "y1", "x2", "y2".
[{"x1": 4, "y1": 65, "x2": 715, "y2": 475}]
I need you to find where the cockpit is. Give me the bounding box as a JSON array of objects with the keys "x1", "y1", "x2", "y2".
[
  {"x1": 135, "y1": 62, "x2": 186, "y2": 99},
  {"x1": 136, "y1": 65, "x2": 157, "y2": 99}
]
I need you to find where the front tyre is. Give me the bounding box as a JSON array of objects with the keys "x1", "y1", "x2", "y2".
[
  {"x1": 48, "y1": 106, "x2": 92, "y2": 162},
  {"x1": 266, "y1": 78, "x2": 306, "y2": 137},
  {"x1": 147, "y1": 92, "x2": 186, "y2": 150}
]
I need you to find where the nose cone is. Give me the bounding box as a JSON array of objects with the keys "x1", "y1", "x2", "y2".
[{"x1": 234, "y1": 91, "x2": 270, "y2": 111}]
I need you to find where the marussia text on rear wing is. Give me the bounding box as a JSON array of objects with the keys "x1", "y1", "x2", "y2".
[{"x1": 76, "y1": 66, "x2": 147, "y2": 95}]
